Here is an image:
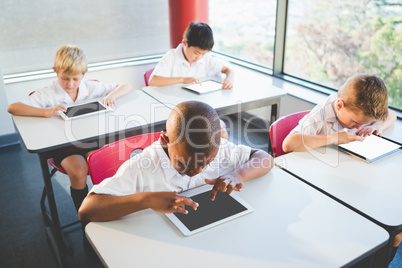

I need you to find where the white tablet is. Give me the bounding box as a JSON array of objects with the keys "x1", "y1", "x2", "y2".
[
  {"x1": 58, "y1": 101, "x2": 110, "y2": 120},
  {"x1": 165, "y1": 185, "x2": 254, "y2": 236},
  {"x1": 182, "y1": 80, "x2": 222, "y2": 94},
  {"x1": 338, "y1": 134, "x2": 402, "y2": 163}
]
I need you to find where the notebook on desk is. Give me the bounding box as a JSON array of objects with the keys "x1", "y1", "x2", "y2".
[
  {"x1": 165, "y1": 185, "x2": 254, "y2": 236},
  {"x1": 182, "y1": 80, "x2": 222, "y2": 94},
  {"x1": 338, "y1": 134, "x2": 402, "y2": 163},
  {"x1": 58, "y1": 100, "x2": 111, "y2": 120}
]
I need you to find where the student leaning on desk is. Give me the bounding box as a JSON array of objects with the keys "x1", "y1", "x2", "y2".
[
  {"x1": 7, "y1": 45, "x2": 133, "y2": 214},
  {"x1": 78, "y1": 100, "x2": 273, "y2": 222},
  {"x1": 282, "y1": 73, "x2": 399, "y2": 263}
]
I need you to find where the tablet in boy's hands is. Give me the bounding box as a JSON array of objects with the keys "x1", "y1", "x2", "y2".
[
  {"x1": 338, "y1": 134, "x2": 402, "y2": 163},
  {"x1": 165, "y1": 185, "x2": 254, "y2": 236},
  {"x1": 182, "y1": 80, "x2": 222, "y2": 94},
  {"x1": 58, "y1": 101, "x2": 110, "y2": 120}
]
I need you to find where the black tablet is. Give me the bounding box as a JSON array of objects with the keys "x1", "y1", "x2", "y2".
[
  {"x1": 59, "y1": 101, "x2": 108, "y2": 120},
  {"x1": 165, "y1": 185, "x2": 254, "y2": 236}
]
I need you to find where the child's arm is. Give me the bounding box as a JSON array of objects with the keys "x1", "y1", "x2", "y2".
[
  {"x1": 7, "y1": 102, "x2": 66, "y2": 117},
  {"x1": 282, "y1": 131, "x2": 364, "y2": 153},
  {"x1": 221, "y1": 65, "x2": 234, "y2": 89},
  {"x1": 78, "y1": 191, "x2": 199, "y2": 222},
  {"x1": 356, "y1": 109, "x2": 397, "y2": 136},
  {"x1": 148, "y1": 76, "x2": 200, "y2": 87},
  {"x1": 205, "y1": 149, "x2": 273, "y2": 201},
  {"x1": 102, "y1": 83, "x2": 133, "y2": 108}
]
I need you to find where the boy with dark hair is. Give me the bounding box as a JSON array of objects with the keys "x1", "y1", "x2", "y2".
[
  {"x1": 149, "y1": 22, "x2": 234, "y2": 89},
  {"x1": 78, "y1": 100, "x2": 273, "y2": 222}
]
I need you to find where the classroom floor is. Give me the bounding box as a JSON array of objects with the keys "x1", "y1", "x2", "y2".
[{"x1": 0, "y1": 114, "x2": 401, "y2": 268}]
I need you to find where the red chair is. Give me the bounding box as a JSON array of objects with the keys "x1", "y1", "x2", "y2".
[
  {"x1": 87, "y1": 132, "x2": 163, "y2": 185},
  {"x1": 143, "y1": 68, "x2": 155, "y2": 86},
  {"x1": 269, "y1": 111, "x2": 310, "y2": 157}
]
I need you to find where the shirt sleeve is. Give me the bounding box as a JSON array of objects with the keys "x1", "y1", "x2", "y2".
[
  {"x1": 151, "y1": 50, "x2": 175, "y2": 77},
  {"x1": 20, "y1": 85, "x2": 59, "y2": 108},
  {"x1": 85, "y1": 80, "x2": 118, "y2": 98},
  {"x1": 216, "y1": 139, "x2": 251, "y2": 176}
]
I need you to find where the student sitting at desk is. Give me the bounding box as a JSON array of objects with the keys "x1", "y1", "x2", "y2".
[
  {"x1": 148, "y1": 21, "x2": 234, "y2": 89},
  {"x1": 282, "y1": 73, "x2": 397, "y2": 153},
  {"x1": 282, "y1": 73, "x2": 399, "y2": 263},
  {"x1": 78, "y1": 100, "x2": 273, "y2": 222},
  {"x1": 7, "y1": 45, "x2": 133, "y2": 213}
]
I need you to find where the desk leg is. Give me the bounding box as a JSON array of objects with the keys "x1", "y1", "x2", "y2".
[
  {"x1": 270, "y1": 103, "x2": 278, "y2": 124},
  {"x1": 38, "y1": 154, "x2": 66, "y2": 268}
]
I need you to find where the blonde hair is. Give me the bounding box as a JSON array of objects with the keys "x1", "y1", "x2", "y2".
[
  {"x1": 53, "y1": 45, "x2": 88, "y2": 75},
  {"x1": 338, "y1": 74, "x2": 389, "y2": 121}
]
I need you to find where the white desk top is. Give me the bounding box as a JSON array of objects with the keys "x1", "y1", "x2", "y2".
[
  {"x1": 12, "y1": 90, "x2": 171, "y2": 153},
  {"x1": 86, "y1": 167, "x2": 388, "y2": 268},
  {"x1": 142, "y1": 74, "x2": 286, "y2": 115},
  {"x1": 276, "y1": 135, "x2": 402, "y2": 227}
]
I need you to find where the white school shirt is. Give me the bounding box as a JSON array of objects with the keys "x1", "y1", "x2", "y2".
[
  {"x1": 89, "y1": 138, "x2": 251, "y2": 196},
  {"x1": 21, "y1": 80, "x2": 117, "y2": 108},
  {"x1": 151, "y1": 43, "x2": 225, "y2": 80},
  {"x1": 291, "y1": 94, "x2": 346, "y2": 135}
]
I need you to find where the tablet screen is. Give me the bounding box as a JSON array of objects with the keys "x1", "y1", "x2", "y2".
[
  {"x1": 63, "y1": 101, "x2": 106, "y2": 118},
  {"x1": 182, "y1": 80, "x2": 222, "y2": 94},
  {"x1": 174, "y1": 190, "x2": 248, "y2": 232}
]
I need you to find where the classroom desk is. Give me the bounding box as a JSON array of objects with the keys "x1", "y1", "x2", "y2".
[
  {"x1": 275, "y1": 128, "x2": 402, "y2": 264},
  {"x1": 12, "y1": 90, "x2": 171, "y2": 267},
  {"x1": 86, "y1": 167, "x2": 388, "y2": 268},
  {"x1": 142, "y1": 80, "x2": 286, "y2": 124}
]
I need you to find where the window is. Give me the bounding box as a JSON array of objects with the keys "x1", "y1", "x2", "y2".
[
  {"x1": 209, "y1": 0, "x2": 277, "y2": 69},
  {"x1": 0, "y1": 0, "x2": 170, "y2": 75},
  {"x1": 284, "y1": 0, "x2": 402, "y2": 109}
]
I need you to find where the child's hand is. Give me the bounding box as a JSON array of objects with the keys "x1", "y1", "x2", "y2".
[
  {"x1": 47, "y1": 105, "x2": 66, "y2": 117},
  {"x1": 102, "y1": 96, "x2": 116, "y2": 109},
  {"x1": 222, "y1": 78, "x2": 233, "y2": 89},
  {"x1": 147, "y1": 191, "x2": 198, "y2": 214},
  {"x1": 336, "y1": 131, "x2": 365, "y2": 145},
  {"x1": 182, "y1": 77, "x2": 200, "y2": 84},
  {"x1": 205, "y1": 173, "x2": 244, "y2": 201},
  {"x1": 356, "y1": 122, "x2": 383, "y2": 137}
]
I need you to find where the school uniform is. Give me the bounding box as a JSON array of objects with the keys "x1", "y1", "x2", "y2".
[
  {"x1": 22, "y1": 80, "x2": 117, "y2": 108},
  {"x1": 90, "y1": 138, "x2": 251, "y2": 195},
  {"x1": 291, "y1": 94, "x2": 346, "y2": 135},
  {"x1": 151, "y1": 43, "x2": 224, "y2": 80}
]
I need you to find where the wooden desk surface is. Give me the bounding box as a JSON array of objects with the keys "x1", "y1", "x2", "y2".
[{"x1": 86, "y1": 167, "x2": 388, "y2": 268}]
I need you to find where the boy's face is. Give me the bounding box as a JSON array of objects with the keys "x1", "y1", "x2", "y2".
[
  {"x1": 336, "y1": 99, "x2": 375, "y2": 129},
  {"x1": 56, "y1": 72, "x2": 84, "y2": 94},
  {"x1": 164, "y1": 138, "x2": 218, "y2": 177},
  {"x1": 182, "y1": 40, "x2": 209, "y2": 65}
]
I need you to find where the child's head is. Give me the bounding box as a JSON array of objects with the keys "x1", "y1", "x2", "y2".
[
  {"x1": 182, "y1": 22, "x2": 214, "y2": 64},
  {"x1": 53, "y1": 45, "x2": 88, "y2": 75},
  {"x1": 161, "y1": 100, "x2": 221, "y2": 177},
  {"x1": 53, "y1": 45, "x2": 88, "y2": 93},
  {"x1": 335, "y1": 74, "x2": 389, "y2": 129}
]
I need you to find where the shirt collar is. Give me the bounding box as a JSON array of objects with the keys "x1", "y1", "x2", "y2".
[
  {"x1": 55, "y1": 80, "x2": 89, "y2": 104},
  {"x1": 175, "y1": 43, "x2": 206, "y2": 67}
]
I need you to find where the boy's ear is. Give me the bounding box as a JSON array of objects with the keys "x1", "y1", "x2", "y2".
[
  {"x1": 160, "y1": 133, "x2": 169, "y2": 148},
  {"x1": 335, "y1": 98, "x2": 345, "y2": 111},
  {"x1": 182, "y1": 39, "x2": 188, "y2": 47}
]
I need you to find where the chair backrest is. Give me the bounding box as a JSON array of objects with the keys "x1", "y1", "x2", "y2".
[
  {"x1": 269, "y1": 111, "x2": 310, "y2": 157},
  {"x1": 143, "y1": 68, "x2": 155, "y2": 86},
  {"x1": 87, "y1": 132, "x2": 163, "y2": 185}
]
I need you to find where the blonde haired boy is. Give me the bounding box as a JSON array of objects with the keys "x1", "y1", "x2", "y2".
[
  {"x1": 8, "y1": 45, "x2": 133, "y2": 212},
  {"x1": 283, "y1": 74, "x2": 397, "y2": 153}
]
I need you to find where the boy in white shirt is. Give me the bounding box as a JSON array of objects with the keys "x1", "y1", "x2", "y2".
[
  {"x1": 78, "y1": 100, "x2": 273, "y2": 222},
  {"x1": 8, "y1": 45, "x2": 133, "y2": 212},
  {"x1": 149, "y1": 22, "x2": 234, "y2": 89}
]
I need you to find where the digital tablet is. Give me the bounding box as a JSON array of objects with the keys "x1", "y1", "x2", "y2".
[
  {"x1": 182, "y1": 80, "x2": 222, "y2": 94},
  {"x1": 338, "y1": 134, "x2": 402, "y2": 163},
  {"x1": 58, "y1": 101, "x2": 110, "y2": 120},
  {"x1": 165, "y1": 185, "x2": 254, "y2": 236}
]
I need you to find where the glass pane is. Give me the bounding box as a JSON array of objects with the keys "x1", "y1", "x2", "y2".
[
  {"x1": 209, "y1": 0, "x2": 277, "y2": 68},
  {"x1": 284, "y1": 0, "x2": 402, "y2": 109},
  {"x1": 0, "y1": 0, "x2": 169, "y2": 75}
]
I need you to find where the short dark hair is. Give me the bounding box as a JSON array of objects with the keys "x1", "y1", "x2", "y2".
[
  {"x1": 183, "y1": 22, "x2": 214, "y2": 51},
  {"x1": 167, "y1": 101, "x2": 221, "y2": 156}
]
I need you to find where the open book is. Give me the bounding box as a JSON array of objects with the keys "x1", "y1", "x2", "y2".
[
  {"x1": 338, "y1": 134, "x2": 401, "y2": 163},
  {"x1": 182, "y1": 80, "x2": 222, "y2": 94}
]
